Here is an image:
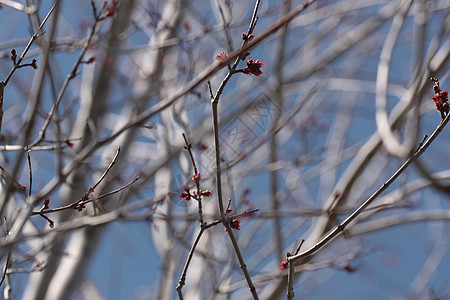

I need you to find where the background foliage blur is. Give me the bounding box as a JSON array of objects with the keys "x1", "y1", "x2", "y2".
[{"x1": 0, "y1": 0, "x2": 449, "y2": 299}]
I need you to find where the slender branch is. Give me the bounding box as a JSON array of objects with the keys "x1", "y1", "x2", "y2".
[
  {"x1": 28, "y1": 0, "x2": 110, "y2": 152},
  {"x1": 287, "y1": 239, "x2": 304, "y2": 300},
  {"x1": 175, "y1": 125, "x2": 243, "y2": 298},
  {"x1": 182, "y1": 133, "x2": 198, "y2": 176},
  {"x1": 31, "y1": 175, "x2": 140, "y2": 216},
  {"x1": 211, "y1": 101, "x2": 225, "y2": 216},
  {"x1": 38, "y1": 213, "x2": 54, "y2": 228},
  {"x1": 92, "y1": 147, "x2": 121, "y2": 190},
  {"x1": 288, "y1": 112, "x2": 450, "y2": 264},
  {"x1": 26, "y1": 150, "x2": 32, "y2": 198},
  {"x1": 205, "y1": 0, "x2": 315, "y2": 296},
  {"x1": 0, "y1": 1, "x2": 62, "y2": 225},
  {"x1": 2, "y1": 4, "x2": 55, "y2": 86},
  {"x1": 182, "y1": 133, "x2": 208, "y2": 225},
  {"x1": 204, "y1": 209, "x2": 259, "y2": 229},
  {"x1": 95, "y1": 176, "x2": 140, "y2": 201},
  {"x1": 286, "y1": 253, "x2": 295, "y2": 300},
  {"x1": 176, "y1": 227, "x2": 205, "y2": 299},
  {"x1": 294, "y1": 239, "x2": 305, "y2": 256},
  {"x1": 30, "y1": 3, "x2": 105, "y2": 147},
  {"x1": 31, "y1": 147, "x2": 134, "y2": 224},
  {"x1": 209, "y1": 2, "x2": 264, "y2": 297},
  {"x1": 8, "y1": 196, "x2": 254, "y2": 249},
  {"x1": 247, "y1": 0, "x2": 261, "y2": 35},
  {"x1": 0, "y1": 4, "x2": 55, "y2": 135}
]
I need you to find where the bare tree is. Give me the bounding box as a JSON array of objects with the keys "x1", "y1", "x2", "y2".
[{"x1": 0, "y1": 0, "x2": 449, "y2": 299}]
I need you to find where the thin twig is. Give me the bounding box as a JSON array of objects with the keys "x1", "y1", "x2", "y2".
[
  {"x1": 38, "y1": 213, "x2": 54, "y2": 228},
  {"x1": 204, "y1": 209, "x2": 259, "y2": 229},
  {"x1": 0, "y1": 1, "x2": 61, "y2": 224},
  {"x1": 0, "y1": 4, "x2": 55, "y2": 135},
  {"x1": 416, "y1": 135, "x2": 428, "y2": 151},
  {"x1": 287, "y1": 239, "x2": 304, "y2": 299},
  {"x1": 207, "y1": 81, "x2": 214, "y2": 99},
  {"x1": 294, "y1": 239, "x2": 305, "y2": 256},
  {"x1": 176, "y1": 227, "x2": 205, "y2": 299},
  {"x1": 30, "y1": 3, "x2": 105, "y2": 147},
  {"x1": 247, "y1": 0, "x2": 261, "y2": 35},
  {"x1": 182, "y1": 133, "x2": 204, "y2": 225},
  {"x1": 92, "y1": 147, "x2": 121, "y2": 191},
  {"x1": 182, "y1": 133, "x2": 198, "y2": 176},
  {"x1": 27, "y1": 150, "x2": 32, "y2": 198},
  {"x1": 287, "y1": 252, "x2": 295, "y2": 300},
  {"x1": 209, "y1": 0, "x2": 264, "y2": 297},
  {"x1": 95, "y1": 176, "x2": 140, "y2": 200},
  {"x1": 2, "y1": 4, "x2": 55, "y2": 86},
  {"x1": 288, "y1": 112, "x2": 450, "y2": 265},
  {"x1": 176, "y1": 130, "x2": 220, "y2": 298},
  {"x1": 30, "y1": 147, "x2": 126, "y2": 220},
  {"x1": 31, "y1": 175, "x2": 140, "y2": 216}
]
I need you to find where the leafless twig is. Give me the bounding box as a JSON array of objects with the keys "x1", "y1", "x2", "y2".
[
  {"x1": 0, "y1": 4, "x2": 55, "y2": 135},
  {"x1": 287, "y1": 112, "x2": 450, "y2": 279}
]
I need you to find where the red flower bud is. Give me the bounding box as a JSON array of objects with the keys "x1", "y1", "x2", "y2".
[
  {"x1": 192, "y1": 173, "x2": 201, "y2": 183},
  {"x1": 43, "y1": 197, "x2": 51, "y2": 210},
  {"x1": 279, "y1": 260, "x2": 288, "y2": 270},
  {"x1": 201, "y1": 190, "x2": 212, "y2": 197}
]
